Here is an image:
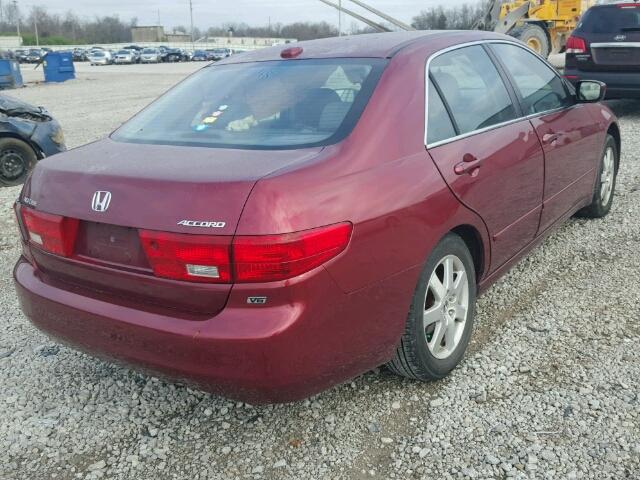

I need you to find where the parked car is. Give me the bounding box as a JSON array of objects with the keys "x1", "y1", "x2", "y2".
[
  {"x1": 72, "y1": 48, "x2": 87, "y2": 62},
  {"x1": 14, "y1": 49, "x2": 29, "y2": 63},
  {"x1": 207, "y1": 48, "x2": 233, "y2": 61},
  {"x1": 140, "y1": 48, "x2": 161, "y2": 63},
  {"x1": 25, "y1": 49, "x2": 43, "y2": 63},
  {"x1": 13, "y1": 32, "x2": 620, "y2": 404},
  {"x1": 157, "y1": 45, "x2": 171, "y2": 62},
  {"x1": 88, "y1": 50, "x2": 112, "y2": 66},
  {"x1": 0, "y1": 94, "x2": 65, "y2": 186},
  {"x1": 565, "y1": 1, "x2": 640, "y2": 98},
  {"x1": 191, "y1": 50, "x2": 208, "y2": 61},
  {"x1": 165, "y1": 48, "x2": 188, "y2": 62},
  {"x1": 113, "y1": 49, "x2": 136, "y2": 65}
]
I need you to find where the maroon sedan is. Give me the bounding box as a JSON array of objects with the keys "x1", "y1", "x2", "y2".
[{"x1": 14, "y1": 32, "x2": 620, "y2": 404}]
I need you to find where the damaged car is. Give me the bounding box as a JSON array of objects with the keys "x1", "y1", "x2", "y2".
[{"x1": 0, "y1": 95, "x2": 66, "y2": 186}]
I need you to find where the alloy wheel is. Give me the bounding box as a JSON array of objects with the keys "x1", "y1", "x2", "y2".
[
  {"x1": 600, "y1": 146, "x2": 615, "y2": 206},
  {"x1": 423, "y1": 255, "x2": 470, "y2": 360}
]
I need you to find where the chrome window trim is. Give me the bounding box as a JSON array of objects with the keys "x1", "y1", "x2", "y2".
[
  {"x1": 591, "y1": 42, "x2": 640, "y2": 48},
  {"x1": 424, "y1": 39, "x2": 573, "y2": 149}
]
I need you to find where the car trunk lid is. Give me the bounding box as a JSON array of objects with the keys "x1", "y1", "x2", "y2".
[{"x1": 21, "y1": 138, "x2": 322, "y2": 318}]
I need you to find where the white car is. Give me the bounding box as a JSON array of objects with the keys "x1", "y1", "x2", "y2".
[
  {"x1": 88, "y1": 50, "x2": 112, "y2": 66},
  {"x1": 114, "y1": 50, "x2": 136, "y2": 64},
  {"x1": 140, "y1": 48, "x2": 161, "y2": 63}
]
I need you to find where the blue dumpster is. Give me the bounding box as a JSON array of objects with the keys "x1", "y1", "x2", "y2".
[
  {"x1": 43, "y1": 51, "x2": 75, "y2": 83},
  {"x1": 0, "y1": 59, "x2": 23, "y2": 89}
]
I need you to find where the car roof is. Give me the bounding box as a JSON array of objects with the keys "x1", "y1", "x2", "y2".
[{"x1": 219, "y1": 30, "x2": 507, "y2": 64}]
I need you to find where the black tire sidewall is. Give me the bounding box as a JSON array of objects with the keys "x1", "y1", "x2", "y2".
[
  {"x1": 0, "y1": 137, "x2": 37, "y2": 187},
  {"x1": 408, "y1": 234, "x2": 477, "y2": 378}
]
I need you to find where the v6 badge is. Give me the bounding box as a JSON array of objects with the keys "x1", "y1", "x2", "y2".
[{"x1": 247, "y1": 297, "x2": 268, "y2": 305}]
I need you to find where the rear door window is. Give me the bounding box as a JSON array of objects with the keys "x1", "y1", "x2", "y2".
[
  {"x1": 429, "y1": 45, "x2": 517, "y2": 135},
  {"x1": 427, "y1": 80, "x2": 457, "y2": 145},
  {"x1": 490, "y1": 43, "x2": 571, "y2": 115}
]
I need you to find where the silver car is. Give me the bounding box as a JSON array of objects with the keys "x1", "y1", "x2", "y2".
[
  {"x1": 114, "y1": 50, "x2": 135, "y2": 64},
  {"x1": 140, "y1": 48, "x2": 161, "y2": 63},
  {"x1": 88, "y1": 50, "x2": 112, "y2": 66}
]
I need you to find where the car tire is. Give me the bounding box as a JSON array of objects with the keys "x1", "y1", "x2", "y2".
[
  {"x1": 577, "y1": 134, "x2": 618, "y2": 219},
  {"x1": 387, "y1": 233, "x2": 476, "y2": 380},
  {"x1": 0, "y1": 137, "x2": 38, "y2": 187}
]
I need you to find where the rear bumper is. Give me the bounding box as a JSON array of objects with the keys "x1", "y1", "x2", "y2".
[
  {"x1": 565, "y1": 68, "x2": 640, "y2": 99},
  {"x1": 14, "y1": 257, "x2": 417, "y2": 404}
]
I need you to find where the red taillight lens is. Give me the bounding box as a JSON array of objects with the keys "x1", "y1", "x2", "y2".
[
  {"x1": 233, "y1": 223, "x2": 352, "y2": 283},
  {"x1": 139, "y1": 230, "x2": 232, "y2": 284},
  {"x1": 20, "y1": 206, "x2": 79, "y2": 257},
  {"x1": 139, "y1": 223, "x2": 352, "y2": 284},
  {"x1": 566, "y1": 36, "x2": 587, "y2": 54}
]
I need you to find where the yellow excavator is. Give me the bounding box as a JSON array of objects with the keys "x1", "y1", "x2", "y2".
[
  {"x1": 475, "y1": 0, "x2": 597, "y2": 57},
  {"x1": 319, "y1": 0, "x2": 596, "y2": 58}
]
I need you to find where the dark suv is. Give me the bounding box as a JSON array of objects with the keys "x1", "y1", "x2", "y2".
[{"x1": 565, "y1": 2, "x2": 640, "y2": 99}]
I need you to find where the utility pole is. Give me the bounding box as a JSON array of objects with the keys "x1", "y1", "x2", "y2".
[
  {"x1": 189, "y1": 0, "x2": 194, "y2": 48},
  {"x1": 157, "y1": 9, "x2": 161, "y2": 26},
  {"x1": 34, "y1": 11, "x2": 38, "y2": 46},
  {"x1": 13, "y1": 0, "x2": 19, "y2": 38},
  {"x1": 338, "y1": 0, "x2": 342, "y2": 36}
]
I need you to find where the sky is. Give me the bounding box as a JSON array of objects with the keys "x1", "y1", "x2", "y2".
[{"x1": 28, "y1": 0, "x2": 472, "y2": 30}]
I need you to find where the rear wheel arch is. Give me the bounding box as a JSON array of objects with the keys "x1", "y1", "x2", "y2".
[
  {"x1": 0, "y1": 133, "x2": 42, "y2": 159},
  {"x1": 450, "y1": 225, "x2": 485, "y2": 285},
  {"x1": 607, "y1": 123, "x2": 621, "y2": 168}
]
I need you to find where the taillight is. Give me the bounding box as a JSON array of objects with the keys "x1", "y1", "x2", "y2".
[
  {"x1": 566, "y1": 36, "x2": 587, "y2": 54},
  {"x1": 139, "y1": 223, "x2": 352, "y2": 284},
  {"x1": 20, "y1": 205, "x2": 79, "y2": 257},
  {"x1": 234, "y1": 223, "x2": 352, "y2": 283},
  {"x1": 139, "y1": 230, "x2": 232, "y2": 284}
]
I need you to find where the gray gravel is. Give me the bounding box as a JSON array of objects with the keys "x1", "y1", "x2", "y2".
[{"x1": 1, "y1": 64, "x2": 639, "y2": 480}]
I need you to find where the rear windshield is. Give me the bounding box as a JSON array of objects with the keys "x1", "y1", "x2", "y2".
[
  {"x1": 92, "y1": 52, "x2": 105, "y2": 57},
  {"x1": 117, "y1": 50, "x2": 130, "y2": 55},
  {"x1": 142, "y1": 49, "x2": 156, "y2": 54},
  {"x1": 578, "y1": 6, "x2": 640, "y2": 33},
  {"x1": 112, "y1": 58, "x2": 386, "y2": 150}
]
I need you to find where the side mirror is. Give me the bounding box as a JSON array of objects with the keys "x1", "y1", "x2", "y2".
[{"x1": 576, "y1": 80, "x2": 606, "y2": 103}]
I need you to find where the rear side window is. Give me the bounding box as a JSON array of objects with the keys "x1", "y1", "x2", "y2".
[
  {"x1": 427, "y1": 80, "x2": 456, "y2": 145},
  {"x1": 430, "y1": 45, "x2": 516, "y2": 135},
  {"x1": 578, "y1": 6, "x2": 640, "y2": 34},
  {"x1": 491, "y1": 43, "x2": 571, "y2": 115}
]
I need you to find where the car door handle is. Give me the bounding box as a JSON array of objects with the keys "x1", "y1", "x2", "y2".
[
  {"x1": 454, "y1": 154, "x2": 482, "y2": 176},
  {"x1": 542, "y1": 132, "x2": 560, "y2": 145}
]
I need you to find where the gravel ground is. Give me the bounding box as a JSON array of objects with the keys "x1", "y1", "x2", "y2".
[{"x1": 0, "y1": 64, "x2": 638, "y2": 480}]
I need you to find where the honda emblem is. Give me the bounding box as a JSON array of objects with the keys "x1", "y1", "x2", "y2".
[{"x1": 91, "y1": 191, "x2": 112, "y2": 212}]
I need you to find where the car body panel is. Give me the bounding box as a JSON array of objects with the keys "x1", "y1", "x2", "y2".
[
  {"x1": 531, "y1": 104, "x2": 603, "y2": 232},
  {"x1": 429, "y1": 120, "x2": 544, "y2": 271},
  {"x1": 0, "y1": 94, "x2": 66, "y2": 159}
]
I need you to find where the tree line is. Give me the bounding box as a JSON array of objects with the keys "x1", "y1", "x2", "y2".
[{"x1": 0, "y1": 3, "x2": 488, "y2": 46}]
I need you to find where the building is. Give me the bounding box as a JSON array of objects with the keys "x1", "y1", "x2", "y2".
[
  {"x1": 131, "y1": 26, "x2": 165, "y2": 43},
  {"x1": 166, "y1": 33, "x2": 192, "y2": 43},
  {"x1": 0, "y1": 36, "x2": 23, "y2": 48}
]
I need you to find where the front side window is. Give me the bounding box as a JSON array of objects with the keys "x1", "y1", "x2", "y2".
[
  {"x1": 113, "y1": 58, "x2": 386, "y2": 150},
  {"x1": 490, "y1": 43, "x2": 571, "y2": 115},
  {"x1": 430, "y1": 45, "x2": 516, "y2": 135}
]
